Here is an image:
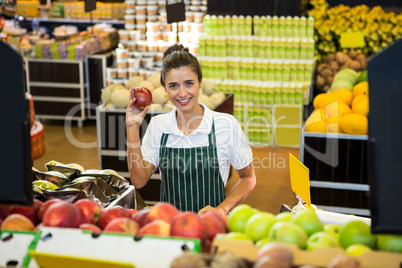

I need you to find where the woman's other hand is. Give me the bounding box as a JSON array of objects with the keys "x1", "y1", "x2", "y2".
[{"x1": 198, "y1": 205, "x2": 226, "y2": 217}]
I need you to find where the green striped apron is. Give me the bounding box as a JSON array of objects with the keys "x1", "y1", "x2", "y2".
[{"x1": 158, "y1": 120, "x2": 225, "y2": 212}]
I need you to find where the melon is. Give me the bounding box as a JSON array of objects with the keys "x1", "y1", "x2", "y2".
[
  {"x1": 138, "y1": 80, "x2": 155, "y2": 91},
  {"x1": 149, "y1": 72, "x2": 161, "y2": 88},
  {"x1": 330, "y1": 79, "x2": 354, "y2": 91},
  {"x1": 201, "y1": 80, "x2": 215, "y2": 96},
  {"x1": 334, "y1": 68, "x2": 357, "y2": 85},
  {"x1": 110, "y1": 89, "x2": 130, "y2": 108},
  {"x1": 163, "y1": 101, "x2": 175, "y2": 111},
  {"x1": 101, "y1": 84, "x2": 125, "y2": 104},
  {"x1": 209, "y1": 92, "x2": 226, "y2": 108},
  {"x1": 125, "y1": 76, "x2": 144, "y2": 90},
  {"x1": 152, "y1": 87, "x2": 169, "y2": 104},
  {"x1": 149, "y1": 103, "x2": 164, "y2": 111},
  {"x1": 198, "y1": 94, "x2": 215, "y2": 110}
]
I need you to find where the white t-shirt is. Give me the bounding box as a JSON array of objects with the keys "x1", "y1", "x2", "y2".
[{"x1": 141, "y1": 103, "x2": 253, "y2": 185}]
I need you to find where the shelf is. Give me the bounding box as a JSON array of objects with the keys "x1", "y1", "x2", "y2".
[{"x1": 1, "y1": 12, "x2": 125, "y2": 25}]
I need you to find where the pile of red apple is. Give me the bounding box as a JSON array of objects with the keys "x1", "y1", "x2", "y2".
[{"x1": 0, "y1": 199, "x2": 228, "y2": 252}]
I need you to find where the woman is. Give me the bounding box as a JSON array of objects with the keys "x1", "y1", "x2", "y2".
[{"x1": 126, "y1": 44, "x2": 256, "y2": 216}]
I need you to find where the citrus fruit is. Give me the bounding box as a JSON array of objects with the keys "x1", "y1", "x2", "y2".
[
  {"x1": 351, "y1": 95, "x2": 369, "y2": 116},
  {"x1": 331, "y1": 88, "x2": 353, "y2": 106},
  {"x1": 353, "y1": 82, "x2": 369, "y2": 97},
  {"x1": 326, "y1": 117, "x2": 341, "y2": 133},
  {"x1": 228, "y1": 204, "x2": 255, "y2": 233},
  {"x1": 313, "y1": 94, "x2": 342, "y2": 110},
  {"x1": 324, "y1": 99, "x2": 352, "y2": 119},
  {"x1": 305, "y1": 109, "x2": 327, "y2": 133},
  {"x1": 339, "y1": 113, "x2": 368, "y2": 135},
  {"x1": 356, "y1": 70, "x2": 368, "y2": 83},
  {"x1": 338, "y1": 221, "x2": 376, "y2": 249},
  {"x1": 245, "y1": 212, "x2": 276, "y2": 242}
]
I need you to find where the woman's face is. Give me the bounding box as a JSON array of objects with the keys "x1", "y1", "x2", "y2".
[{"x1": 164, "y1": 66, "x2": 201, "y2": 114}]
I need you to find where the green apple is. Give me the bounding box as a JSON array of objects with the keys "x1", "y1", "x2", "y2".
[
  {"x1": 345, "y1": 243, "x2": 373, "y2": 256},
  {"x1": 223, "y1": 232, "x2": 253, "y2": 241},
  {"x1": 377, "y1": 234, "x2": 402, "y2": 253},
  {"x1": 245, "y1": 212, "x2": 276, "y2": 242},
  {"x1": 255, "y1": 237, "x2": 270, "y2": 247},
  {"x1": 268, "y1": 221, "x2": 308, "y2": 249},
  {"x1": 275, "y1": 212, "x2": 293, "y2": 222},
  {"x1": 338, "y1": 221, "x2": 376, "y2": 249},
  {"x1": 291, "y1": 209, "x2": 324, "y2": 237},
  {"x1": 306, "y1": 231, "x2": 340, "y2": 251},
  {"x1": 324, "y1": 223, "x2": 341, "y2": 241},
  {"x1": 228, "y1": 204, "x2": 255, "y2": 233}
]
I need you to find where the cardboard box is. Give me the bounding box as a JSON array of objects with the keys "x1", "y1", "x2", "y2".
[
  {"x1": 212, "y1": 238, "x2": 402, "y2": 268},
  {"x1": 30, "y1": 227, "x2": 201, "y2": 268}
]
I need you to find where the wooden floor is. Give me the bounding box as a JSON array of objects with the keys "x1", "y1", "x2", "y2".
[{"x1": 33, "y1": 119, "x2": 300, "y2": 214}]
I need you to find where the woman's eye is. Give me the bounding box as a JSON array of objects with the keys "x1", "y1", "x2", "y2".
[
  {"x1": 186, "y1": 82, "x2": 193, "y2": 86},
  {"x1": 169, "y1": 84, "x2": 178, "y2": 89}
]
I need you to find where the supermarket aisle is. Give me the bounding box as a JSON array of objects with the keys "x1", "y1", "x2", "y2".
[{"x1": 33, "y1": 120, "x2": 299, "y2": 214}]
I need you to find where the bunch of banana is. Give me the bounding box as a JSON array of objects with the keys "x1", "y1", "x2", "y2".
[{"x1": 309, "y1": 2, "x2": 402, "y2": 60}]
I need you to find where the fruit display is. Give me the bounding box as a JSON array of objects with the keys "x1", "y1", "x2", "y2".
[
  {"x1": 315, "y1": 51, "x2": 368, "y2": 92},
  {"x1": 309, "y1": 1, "x2": 402, "y2": 60},
  {"x1": 101, "y1": 73, "x2": 226, "y2": 111},
  {"x1": 306, "y1": 68, "x2": 369, "y2": 135}
]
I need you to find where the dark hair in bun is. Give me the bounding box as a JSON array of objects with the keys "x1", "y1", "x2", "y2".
[{"x1": 160, "y1": 44, "x2": 202, "y2": 87}]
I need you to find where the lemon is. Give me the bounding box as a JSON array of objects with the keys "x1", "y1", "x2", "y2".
[
  {"x1": 339, "y1": 113, "x2": 368, "y2": 135},
  {"x1": 331, "y1": 88, "x2": 353, "y2": 106},
  {"x1": 352, "y1": 95, "x2": 369, "y2": 116},
  {"x1": 353, "y1": 81, "x2": 369, "y2": 97},
  {"x1": 305, "y1": 109, "x2": 327, "y2": 133},
  {"x1": 324, "y1": 99, "x2": 352, "y2": 119}
]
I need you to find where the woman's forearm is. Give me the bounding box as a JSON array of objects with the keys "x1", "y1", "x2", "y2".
[
  {"x1": 216, "y1": 174, "x2": 256, "y2": 215},
  {"x1": 126, "y1": 126, "x2": 153, "y2": 189}
]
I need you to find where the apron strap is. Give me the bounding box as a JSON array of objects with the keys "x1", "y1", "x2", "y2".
[{"x1": 208, "y1": 120, "x2": 216, "y2": 146}]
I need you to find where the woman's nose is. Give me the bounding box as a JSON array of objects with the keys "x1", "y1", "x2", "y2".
[{"x1": 179, "y1": 86, "x2": 186, "y2": 97}]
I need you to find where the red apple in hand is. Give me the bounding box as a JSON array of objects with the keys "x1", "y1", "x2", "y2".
[
  {"x1": 74, "y1": 198, "x2": 101, "y2": 225},
  {"x1": 131, "y1": 87, "x2": 152, "y2": 110}
]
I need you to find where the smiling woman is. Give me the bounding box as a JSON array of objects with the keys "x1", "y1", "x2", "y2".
[{"x1": 125, "y1": 44, "x2": 256, "y2": 216}]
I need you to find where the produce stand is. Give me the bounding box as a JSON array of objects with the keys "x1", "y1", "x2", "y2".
[{"x1": 300, "y1": 130, "x2": 369, "y2": 217}]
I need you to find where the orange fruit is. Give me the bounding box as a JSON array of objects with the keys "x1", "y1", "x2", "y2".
[
  {"x1": 331, "y1": 88, "x2": 353, "y2": 106},
  {"x1": 305, "y1": 109, "x2": 327, "y2": 133},
  {"x1": 324, "y1": 99, "x2": 352, "y2": 119},
  {"x1": 339, "y1": 113, "x2": 368, "y2": 135},
  {"x1": 313, "y1": 93, "x2": 342, "y2": 110},
  {"x1": 327, "y1": 117, "x2": 341, "y2": 133},
  {"x1": 352, "y1": 95, "x2": 369, "y2": 116},
  {"x1": 353, "y1": 82, "x2": 369, "y2": 97}
]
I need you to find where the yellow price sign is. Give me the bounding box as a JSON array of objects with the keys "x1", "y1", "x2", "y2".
[
  {"x1": 340, "y1": 32, "x2": 365, "y2": 48},
  {"x1": 289, "y1": 153, "x2": 311, "y2": 207}
]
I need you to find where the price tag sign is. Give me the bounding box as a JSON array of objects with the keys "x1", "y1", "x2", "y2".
[
  {"x1": 340, "y1": 32, "x2": 365, "y2": 48},
  {"x1": 166, "y1": 0, "x2": 185, "y2": 24},
  {"x1": 289, "y1": 153, "x2": 311, "y2": 207},
  {"x1": 85, "y1": 0, "x2": 97, "y2": 13}
]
